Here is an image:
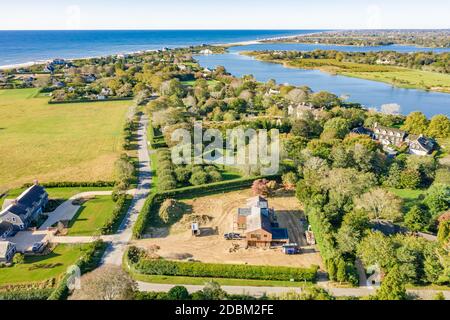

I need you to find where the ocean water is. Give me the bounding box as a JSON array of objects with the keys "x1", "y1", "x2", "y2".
[{"x1": 0, "y1": 30, "x2": 319, "y2": 66}]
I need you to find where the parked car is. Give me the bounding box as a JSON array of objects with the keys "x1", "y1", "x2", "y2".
[{"x1": 224, "y1": 233, "x2": 242, "y2": 240}]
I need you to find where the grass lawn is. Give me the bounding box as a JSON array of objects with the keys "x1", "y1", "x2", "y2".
[
  {"x1": 181, "y1": 80, "x2": 218, "y2": 87},
  {"x1": 342, "y1": 69, "x2": 450, "y2": 93},
  {"x1": 244, "y1": 52, "x2": 450, "y2": 93},
  {"x1": 131, "y1": 273, "x2": 312, "y2": 288},
  {"x1": 389, "y1": 188, "x2": 426, "y2": 211},
  {"x1": 67, "y1": 195, "x2": 116, "y2": 236},
  {"x1": 0, "y1": 88, "x2": 130, "y2": 191},
  {"x1": 0, "y1": 244, "x2": 84, "y2": 286}
]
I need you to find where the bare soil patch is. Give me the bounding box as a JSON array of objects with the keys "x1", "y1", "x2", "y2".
[{"x1": 135, "y1": 189, "x2": 324, "y2": 269}]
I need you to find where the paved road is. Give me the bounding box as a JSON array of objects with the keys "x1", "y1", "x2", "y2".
[
  {"x1": 101, "y1": 114, "x2": 152, "y2": 266},
  {"x1": 137, "y1": 281, "x2": 450, "y2": 300}
]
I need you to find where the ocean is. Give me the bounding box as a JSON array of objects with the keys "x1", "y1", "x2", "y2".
[{"x1": 0, "y1": 30, "x2": 319, "y2": 67}]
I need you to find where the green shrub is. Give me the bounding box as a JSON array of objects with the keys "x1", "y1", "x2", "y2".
[
  {"x1": 0, "y1": 288, "x2": 53, "y2": 300},
  {"x1": 128, "y1": 247, "x2": 317, "y2": 282}
]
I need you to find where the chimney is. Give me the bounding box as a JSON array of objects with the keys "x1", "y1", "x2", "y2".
[{"x1": 33, "y1": 179, "x2": 39, "y2": 185}]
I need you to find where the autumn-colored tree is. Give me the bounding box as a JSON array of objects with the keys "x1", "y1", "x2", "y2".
[{"x1": 70, "y1": 266, "x2": 137, "y2": 300}]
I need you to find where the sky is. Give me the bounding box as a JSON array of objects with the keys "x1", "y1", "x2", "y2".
[{"x1": 1, "y1": 0, "x2": 449, "y2": 30}]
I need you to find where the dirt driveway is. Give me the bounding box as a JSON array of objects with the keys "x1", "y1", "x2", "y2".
[{"x1": 135, "y1": 189, "x2": 324, "y2": 269}]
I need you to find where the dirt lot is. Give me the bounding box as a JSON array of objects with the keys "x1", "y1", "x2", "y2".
[{"x1": 135, "y1": 189, "x2": 324, "y2": 269}]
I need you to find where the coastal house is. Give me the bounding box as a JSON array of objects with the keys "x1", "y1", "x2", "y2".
[
  {"x1": 83, "y1": 74, "x2": 97, "y2": 83},
  {"x1": 0, "y1": 182, "x2": 48, "y2": 231},
  {"x1": 352, "y1": 123, "x2": 435, "y2": 156},
  {"x1": 0, "y1": 241, "x2": 16, "y2": 264},
  {"x1": 199, "y1": 49, "x2": 213, "y2": 55},
  {"x1": 287, "y1": 102, "x2": 315, "y2": 119},
  {"x1": 236, "y1": 196, "x2": 289, "y2": 248}
]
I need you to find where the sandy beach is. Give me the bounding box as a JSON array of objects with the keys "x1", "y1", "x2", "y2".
[{"x1": 0, "y1": 32, "x2": 323, "y2": 71}]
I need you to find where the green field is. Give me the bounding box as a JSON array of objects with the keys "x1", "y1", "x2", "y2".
[
  {"x1": 0, "y1": 89, "x2": 130, "y2": 191},
  {"x1": 0, "y1": 244, "x2": 84, "y2": 285},
  {"x1": 244, "y1": 52, "x2": 450, "y2": 93},
  {"x1": 342, "y1": 69, "x2": 450, "y2": 93},
  {"x1": 67, "y1": 195, "x2": 116, "y2": 236}
]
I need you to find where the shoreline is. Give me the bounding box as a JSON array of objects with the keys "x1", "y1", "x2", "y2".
[{"x1": 0, "y1": 31, "x2": 323, "y2": 71}]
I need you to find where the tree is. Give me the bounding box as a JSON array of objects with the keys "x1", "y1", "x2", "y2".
[
  {"x1": 383, "y1": 162, "x2": 402, "y2": 188},
  {"x1": 327, "y1": 259, "x2": 337, "y2": 281},
  {"x1": 423, "y1": 184, "x2": 450, "y2": 217},
  {"x1": 252, "y1": 179, "x2": 270, "y2": 196},
  {"x1": 336, "y1": 224, "x2": 361, "y2": 254},
  {"x1": 404, "y1": 205, "x2": 430, "y2": 232},
  {"x1": 282, "y1": 172, "x2": 298, "y2": 190},
  {"x1": 401, "y1": 111, "x2": 429, "y2": 135},
  {"x1": 167, "y1": 286, "x2": 190, "y2": 300},
  {"x1": 336, "y1": 258, "x2": 347, "y2": 283},
  {"x1": 375, "y1": 266, "x2": 407, "y2": 300},
  {"x1": 427, "y1": 114, "x2": 450, "y2": 138},
  {"x1": 357, "y1": 231, "x2": 396, "y2": 271},
  {"x1": 310, "y1": 91, "x2": 340, "y2": 109},
  {"x1": 189, "y1": 170, "x2": 208, "y2": 186},
  {"x1": 70, "y1": 266, "x2": 137, "y2": 300},
  {"x1": 437, "y1": 220, "x2": 450, "y2": 244},
  {"x1": 321, "y1": 117, "x2": 350, "y2": 140},
  {"x1": 192, "y1": 281, "x2": 227, "y2": 300},
  {"x1": 354, "y1": 188, "x2": 403, "y2": 222},
  {"x1": 400, "y1": 168, "x2": 421, "y2": 189}
]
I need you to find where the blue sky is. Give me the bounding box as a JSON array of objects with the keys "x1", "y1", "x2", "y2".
[{"x1": 1, "y1": 0, "x2": 449, "y2": 30}]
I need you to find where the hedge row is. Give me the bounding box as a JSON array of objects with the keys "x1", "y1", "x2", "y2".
[
  {"x1": 22, "y1": 181, "x2": 115, "y2": 188},
  {"x1": 0, "y1": 288, "x2": 54, "y2": 300},
  {"x1": 127, "y1": 247, "x2": 318, "y2": 282},
  {"x1": 48, "y1": 97, "x2": 133, "y2": 104},
  {"x1": 48, "y1": 241, "x2": 107, "y2": 300},
  {"x1": 100, "y1": 195, "x2": 130, "y2": 235},
  {"x1": 132, "y1": 175, "x2": 280, "y2": 239},
  {"x1": 132, "y1": 193, "x2": 157, "y2": 239}
]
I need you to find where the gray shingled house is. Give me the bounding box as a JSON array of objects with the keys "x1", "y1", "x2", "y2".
[{"x1": 0, "y1": 182, "x2": 48, "y2": 231}]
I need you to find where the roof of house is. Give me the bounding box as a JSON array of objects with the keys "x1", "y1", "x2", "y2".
[
  {"x1": 16, "y1": 184, "x2": 47, "y2": 208},
  {"x1": 0, "y1": 241, "x2": 14, "y2": 257},
  {"x1": 0, "y1": 221, "x2": 13, "y2": 235},
  {"x1": 373, "y1": 123, "x2": 407, "y2": 137},
  {"x1": 351, "y1": 127, "x2": 373, "y2": 136},
  {"x1": 0, "y1": 184, "x2": 47, "y2": 221},
  {"x1": 246, "y1": 196, "x2": 268, "y2": 209},
  {"x1": 409, "y1": 135, "x2": 435, "y2": 152},
  {"x1": 245, "y1": 207, "x2": 272, "y2": 233},
  {"x1": 272, "y1": 228, "x2": 289, "y2": 240}
]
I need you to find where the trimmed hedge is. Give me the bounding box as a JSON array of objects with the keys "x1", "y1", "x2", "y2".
[
  {"x1": 0, "y1": 288, "x2": 53, "y2": 300},
  {"x1": 48, "y1": 97, "x2": 133, "y2": 104},
  {"x1": 100, "y1": 195, "x2": 130, "y2": 235},
  {"x1": 132, "y1": 174, "x2": 281, "y2": 239},
  {"x1": 22, "y1": 181, "x2": 115, "y2": 188},
  {"x1": 133, "y1": 193, "x2": 157, "y2": 239},
  {"x1": 127, "y1": 248, "x2": 318, "y2": 282}
]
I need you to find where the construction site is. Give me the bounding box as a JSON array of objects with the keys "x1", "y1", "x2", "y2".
[{"x1": 135, "y1": 189, "x2": 323, "y2": 269}]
